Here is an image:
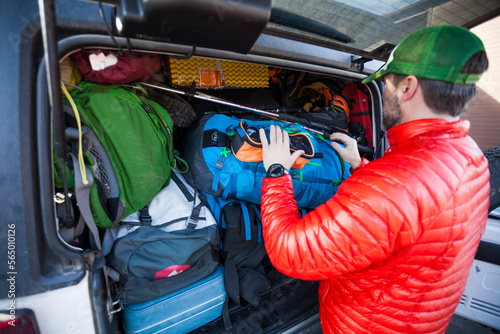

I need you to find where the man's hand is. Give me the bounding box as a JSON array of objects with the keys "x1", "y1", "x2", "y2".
[
  {"x1": 260, "y1": 125, "x2": 304, "y2": 171},
  {"x1": 330, "y1": 132, "x2": 362, "y2": 169}
]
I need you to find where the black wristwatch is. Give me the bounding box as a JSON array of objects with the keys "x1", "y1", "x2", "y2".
[{"x1": 266, "y1": 164, "x2": 289, "y2": 178}]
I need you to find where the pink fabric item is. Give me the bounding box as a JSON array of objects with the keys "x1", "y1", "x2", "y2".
[{"x1": 154, "y1": 265, "x2": 191, "y2": 280}]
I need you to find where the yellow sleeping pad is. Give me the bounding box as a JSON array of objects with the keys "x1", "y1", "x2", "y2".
[{"x1": 169, "y1": 57, "x2": 269, "y2": 88}]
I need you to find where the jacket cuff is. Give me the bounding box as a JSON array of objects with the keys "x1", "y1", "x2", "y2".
[
  {"x1": 263, "y1": 173, "x2": 292, "y2": 182},
  {"x1": 262, "y1": 174, "x2": 292, "y2": 189},
  {"x1": 349, "y1": 157, "x2": 370, "y2": 174}
]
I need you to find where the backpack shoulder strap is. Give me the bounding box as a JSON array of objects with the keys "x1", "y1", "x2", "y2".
[
  {"x1": 69, "y1": 153, "x2": 120, "y2": 317},
  {"x1": 69, "y1": 153, "x2": 100, "y2": 250},
  {"x1": 219, "y1": 201, "x2": 243, "y2": 331}
]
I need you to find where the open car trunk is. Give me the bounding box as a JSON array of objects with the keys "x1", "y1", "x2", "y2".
[
  {"x1": 16, "y1": 0, "x2": 497, "y2": 332},
  {"x1": 38, "y1": 16, "x2": 384, "y2": 331}
]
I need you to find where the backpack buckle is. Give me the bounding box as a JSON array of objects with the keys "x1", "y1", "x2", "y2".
[
  {"x1": 139, "y1": 206, "x2": 152, "y2": 224},
  {"x1": 186, "y1": 216, "x2": 198, "y2": 229},
  {"x1": 215, "y1": 147, "x2": 231, "y2": 169},
  {"x1": 215, "y1": 156, "x2": 225, "y2": 170}
]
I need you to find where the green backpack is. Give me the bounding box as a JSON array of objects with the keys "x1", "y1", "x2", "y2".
[{"x1": 56, "y1": 82, "x2": 174, "y2": 229}]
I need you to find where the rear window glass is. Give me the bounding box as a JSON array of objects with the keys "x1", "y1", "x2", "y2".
[{"x1": 267, "y1": 0, "x2": 500, "y2": 61}]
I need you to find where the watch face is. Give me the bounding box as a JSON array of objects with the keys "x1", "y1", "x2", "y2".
[
  {"x1": 268, "y1": 164, "x2": 286, "y2": 177},
  {"x1": 271, "y1": 164, "x2": 283, "y2": 173}
]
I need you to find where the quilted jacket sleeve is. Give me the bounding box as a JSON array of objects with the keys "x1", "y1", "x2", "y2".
[{"x1": 260, "y1": 161, "x2": 421, "y2": 281}]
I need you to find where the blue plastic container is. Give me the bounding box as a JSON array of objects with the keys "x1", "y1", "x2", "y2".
[{"x1": 122, "y1": 265, "x2": 226, "y2": 334}]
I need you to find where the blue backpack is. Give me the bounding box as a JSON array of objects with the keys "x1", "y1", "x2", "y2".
[{"x1": 181, "y1": 114, "x2": 351, "y2": 209}]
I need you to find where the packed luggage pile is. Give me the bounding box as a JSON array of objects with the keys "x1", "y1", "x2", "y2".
[{"x1": 54, "y1": 50, "x2": 373, "y2": 333}]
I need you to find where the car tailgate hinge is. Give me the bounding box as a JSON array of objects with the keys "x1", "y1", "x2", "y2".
[{"x1": 351, "y1": 56, "x2": 373, "y2": 73}]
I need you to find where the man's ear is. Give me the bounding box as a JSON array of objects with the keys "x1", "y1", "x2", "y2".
[{"x1": 399, "y1": 75, "x2": 419, "y2": 103}]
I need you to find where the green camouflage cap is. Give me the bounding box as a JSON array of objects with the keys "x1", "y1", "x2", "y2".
[{"x1": 362, "y1": 24, "x2": 485, "y2": 84}]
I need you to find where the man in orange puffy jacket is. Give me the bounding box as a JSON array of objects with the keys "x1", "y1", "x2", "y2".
[{"x1": 259, "y1": 25, "x2": 490, "y2": 333}]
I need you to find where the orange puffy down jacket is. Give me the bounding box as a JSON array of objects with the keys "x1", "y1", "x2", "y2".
[{"x1": 260, "y1": 119, "x2": 490, "y2": 334}]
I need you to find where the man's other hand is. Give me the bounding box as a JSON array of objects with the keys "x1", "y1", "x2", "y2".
[
  {"x1": 259, "y1": 125, "x2": 304, "y2": 172},
  {"x1": 330, "y1": 132, "x2": 362, "y2": 169}
]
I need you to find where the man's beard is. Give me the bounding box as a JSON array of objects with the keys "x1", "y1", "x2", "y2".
[{"x1": 382, "y1": 93, "x2": 402, "y2": 131}]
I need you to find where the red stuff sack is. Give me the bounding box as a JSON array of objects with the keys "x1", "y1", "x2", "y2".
[
  {"x1": 71, "y1": 50, "x2": 161, "y2": 84},
  {"x1": 342, "y1": 83, "x2": 373, "y2": 148}
]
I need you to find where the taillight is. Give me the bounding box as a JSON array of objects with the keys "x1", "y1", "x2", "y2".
[{"x1": 0, "y1": 310, "x2": 40, "y2": 334}]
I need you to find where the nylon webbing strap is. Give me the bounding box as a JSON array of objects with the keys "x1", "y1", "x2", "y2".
[
  {"x1": 224, "y1": 256, "x2": 240, "y2": 304},
  {"x1": 206, "y1": 195, "x2": 222, "y2": 226},
  {"x1": 222, "y1": 297, "x2": 232, "y2": 330},
  {"x1": 171, "y1": 171, "x2": 195, "y2": 202},
  {"x1": 220, "y1": 205, "x2": 242, "y2": 308},
  {"x1": 188, "y1": 202, "x2": 204, "y2": 229},
  {"x1": 172, "y1": 171, "x2": 203, "y2": 229},
  {"x1": 240, "y1": 202, "x2": 252, "y2": 241},
  {"x1": 221, "y1": 173, "x2": 237, "y2": 200},
  {"x1": 254, "y1": 207, "x2": 263, "y2": 243},
  {"x1": 212, "y1": 147, "x2": 231, "y2": 193},
  {"x1": 236, "y1": 125, "x2": 246, "y2": 137}
]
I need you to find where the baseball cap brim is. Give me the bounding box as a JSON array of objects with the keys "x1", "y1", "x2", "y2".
[{"x1": 361, "y1": 69, "x2": 389, "y2": 84}]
